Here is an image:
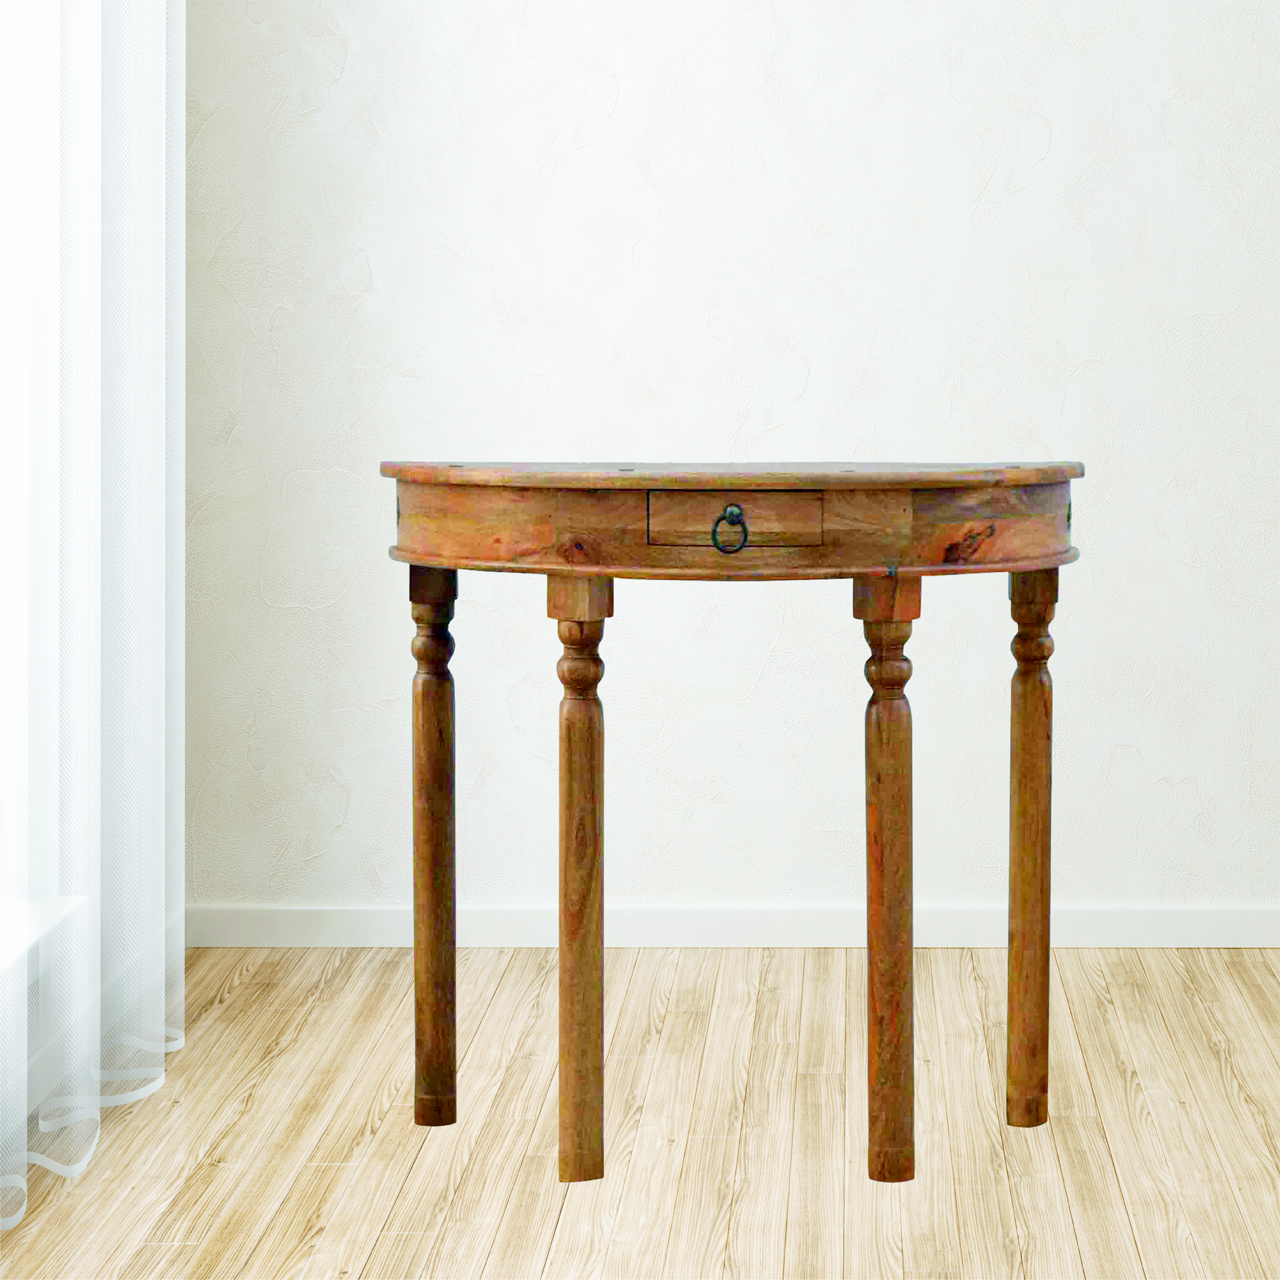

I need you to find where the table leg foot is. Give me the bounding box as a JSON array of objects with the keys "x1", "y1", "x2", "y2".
[
  {"x1": 869, "y1": 1146, "x2": 915, "y2": 1182},
  {"x1": 559, "y1": 1146, "x2": 606, "y2": 1183},
  {"x1": 411, "y1": 566, "x2": 458, "y2": 1128},
  {"x1": 1007, "y1": 1093, "x2": 1049, "y2": 1127},
  {"x1": 855, "y1": 574, "x2": 920, "y2": 1184},
  {"x1": 415, "y1": 1096, "x2": 457, "y2": 1126},
  {"x1": 550, "y1": 574, "x2": 612, "y2": 1183},
  {"x1": 1007, "y1": 568, "x2": 1056, "y2": 1130}
]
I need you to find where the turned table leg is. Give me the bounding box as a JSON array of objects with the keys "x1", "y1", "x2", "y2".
[
  {"x1": 411, "y1": 566, "x2": 458, "y2": 1126},
  {"x1": 854, "y1": 574, "x2": 921, "y2": 1183},
  {"x1": 1007, "y1": 568, "x2": 1057, "y2": 1127},
  {"x1": 548, "y1": 574, "x2": 613, "y2": 1182}
]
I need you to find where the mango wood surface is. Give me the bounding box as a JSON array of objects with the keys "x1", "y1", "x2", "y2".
[
  {"x1": 411, "y1": 566, "x2": 458, "y2": 1127},
  {"x1": 647, "y1": 489, "x2": 824, "y2": 547},
  {"x1": 1007, "y1": 569, "x2": 1057, "y2": 1129},
  {"x1": 8, "y1": 946, "x2": 1278, "y2": 1280},
  {"x1": 383, "y1": 461, "x2": 1084, "y2": 487},
  {"x1": 386, "y1": 462, "x2": 1081, "y2": 1192},
  {"x1": 384, "y1": 462, "x2": 1081, "y2": 581},
  {"x1": 855, "y1": 576, "x2": 921, "y2": 1183},
  {"x1": 548, "y1": 575, "x2": 613, "y2": 1182}
]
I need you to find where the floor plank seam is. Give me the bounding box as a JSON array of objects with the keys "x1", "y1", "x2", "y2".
[
  {"x1": 777, "y1": 949, "x2": 805, "y2": 1280},
  {"x1": 656, "y1": 950, "x2": 722, "y2": 1280},
  {"x1": 1134, "y1": 949, "x2": 1269, "y2": 1272},
  {"x1": 8, "y1": 948, "x2": 1280, "y2": 1280},
  {"x1": 1078, "y1": 954, "x2": 1154, "y2": 1280}
]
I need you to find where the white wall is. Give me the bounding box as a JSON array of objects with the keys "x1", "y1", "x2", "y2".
[{"x1": 187, "y1": 0, "x2": 1280, "y2": 946}]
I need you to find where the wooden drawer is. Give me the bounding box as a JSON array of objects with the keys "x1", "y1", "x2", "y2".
[{"x1": 647, "y1": 490, "x2": 823, "y2": 548}]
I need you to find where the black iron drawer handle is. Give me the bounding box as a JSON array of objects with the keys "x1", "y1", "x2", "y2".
[{"x1": 711, "y1": 503, "x2": 749, "y2": 554}]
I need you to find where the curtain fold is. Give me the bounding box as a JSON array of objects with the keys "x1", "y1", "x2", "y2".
[{"x1": 0, "y1": 0, "x2": 183, "y2": 1232}]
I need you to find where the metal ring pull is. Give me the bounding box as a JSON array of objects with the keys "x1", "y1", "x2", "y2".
[{"x1": 710, "y1": 503, "x2": 749, "y2": 554}]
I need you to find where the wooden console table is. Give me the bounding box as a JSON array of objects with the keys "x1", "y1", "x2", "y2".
[{"x1": 380, "y1": 461, "x2": 1083, "y2": 1183}]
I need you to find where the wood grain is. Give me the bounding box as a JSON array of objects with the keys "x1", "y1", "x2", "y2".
[
  {"x1": 1219, "y1": 948, "x2": 1280, "y2": 1095},
  {"x1": 421, "y1": 950, "x2": 560, "y2": 1279},
  {"x1": 553, "y1": 489, "x2": 650, "y2": 565},
  {"x1": 52, "y1": 950, "x2": 374, "y2": 1280},
  {"x1": 898, "y1": 951, "x2": 961, "y2": 1279},
  {"x1": 1180, "y1": 948, "x2": 1280, "y2": 1097},
  {"x1": 542, "y1": 947, "x2": 681, "y2": 1280},
  {"x1": 481, "y1": 949, "x2": 638, "y2": 1280},
  {"x1": 798, "y1": 947, "x2": 846, "y2": 1077},
  {"x1": 786, "y1": 949, "x2": 847, "y2": 1280},
  {"x1": 549, "y1": 574, "x2": 613, "y2": 1184},
  {"x1": 387, "y1": 464, "x2": 1080, "y2": 579},
  {"x1": 602, "y1": 1004, "x2": 711, "y2": 1279},
  {"x1": 1263, "y1": 946, "x2": 1280, "y2": 993},
  {"x1": 856, "y1": 575, "x2": 921, "y2": 1183},
  {"x1": 478, "y1": 1054, "x2": 564, "y2": 1280},
  {"x1": 931, "y1": 949, "x2": 1023, "y2": 1280},
  {"x1": 382, "y1": 461, "x2": 1086, "y2": 488},
  {"x1": 358, "y1": 948, "x2": 558, "y2": 1280},
  {"x1": 1046, "y1": 950, "x2": 1097, "y2": 1120},
  {"x1": 0, "y1": 951, "x2": 317, "y2": 1279},
  {"x1": 1096, "y1": 948, "x2": 1264, "y2": 1280},
  {"x1": 667, "y1": 947, "x2": 721, "y2": 1015},
  {"x1": 1131, "y1": 949, "x2": 1280, "y2": 1276},
  {"x1": 302, "y1": 1103, "x2": 428, "y2": 1280},
  {"x1": 180, "y1": 946, "x2": 263, "y2": 1025},
  {"x1": 647, "y1": 489, "x2": 824, "y2": 547},
  {"x1": 724, "y1": 948, "x2": 803, "y2": 1280},
  {"x1": 153, "y1": 952, "x2": 392, "y2": 1266},
  {"x1": 907, "y1": 486, "x2": 1069, "y2": 569},
  {"x1": 410, "y1": 565, "x2": 459, "y2": 1128},
  {"x1": 1050, "y1": 1115, "x2": 1145, "y2": 1280},
  {"x1": 970, "y1": 948, "x2": 1084, "y2": 1279},
  {"x1": 115, "y1": 1241, "x2": 194, "y2": 1280},
  {"x1": 844, "y1": 945, "x2": 902, "y2": 1280},
  {"x1": 1053, "y1": 948, "x2": 1203, "y2": 1279},
  {"x1": 824, "y1": 490, "x2": 913, "y2": 565},
  {"x1": 299, "y1": 947, "x2": 515, "y2": 1280},
  {"x1": 662, "y1": 947, "x2": 761, "y2": 1280},
  {"x1": 11, "y1": 945, "x2": 1279, "y2": 1280},
  {"x1": 1007, "y1": 569, "x2": 1056, "y2": 1129},
  {"x1": 177, "y1": 952, "x2": 416, "y2": 1280}
]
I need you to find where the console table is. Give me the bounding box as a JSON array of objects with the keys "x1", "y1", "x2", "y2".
[{"x1": 380, "y1": 461, "x2": 1083, "y2": 1184}]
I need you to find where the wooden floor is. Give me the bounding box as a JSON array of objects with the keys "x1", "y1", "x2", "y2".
[{"x1": 3, "y1": 947, "x2": 1279, "y2": 1280}]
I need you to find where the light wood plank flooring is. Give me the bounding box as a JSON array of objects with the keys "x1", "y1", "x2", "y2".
[{"x1": 2, "y1": 947, "x2": 1278, "y2": 1280}]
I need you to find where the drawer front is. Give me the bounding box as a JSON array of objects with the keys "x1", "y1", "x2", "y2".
[{"x1": 647, "y1": 490, "x2": 823, "y2": 548}]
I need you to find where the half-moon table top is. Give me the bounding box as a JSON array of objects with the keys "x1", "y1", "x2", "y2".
[
  {"x1": 381, "y1": 460, "x2": 1083, "y2": 489},
  {"x1": 382, "y1": 461, "x2": 1084, "y2": 582}
]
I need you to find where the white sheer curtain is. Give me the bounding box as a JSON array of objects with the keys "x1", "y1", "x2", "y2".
[{"x1": 0, "y1": 0, "x2": 184, "y2": 1231}]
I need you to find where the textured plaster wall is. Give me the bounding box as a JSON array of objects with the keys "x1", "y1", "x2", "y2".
[{"x1": 188, "y1": 0, "x2": 1280, "y2": 915}]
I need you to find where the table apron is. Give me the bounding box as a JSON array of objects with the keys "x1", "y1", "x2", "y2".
[{"x1": 393, "y1": 480, "x2": 1074, "y2": 579}]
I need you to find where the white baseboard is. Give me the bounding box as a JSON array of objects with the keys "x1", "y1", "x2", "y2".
[{"x1": 185, "y1": 902, "x2": 1278, "y2": 948}]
